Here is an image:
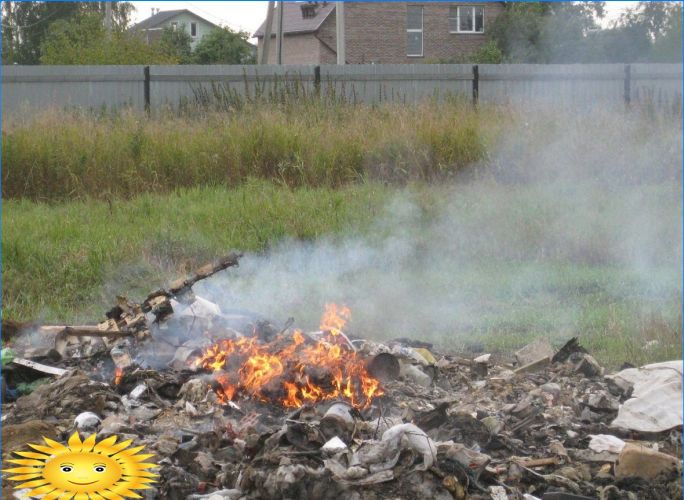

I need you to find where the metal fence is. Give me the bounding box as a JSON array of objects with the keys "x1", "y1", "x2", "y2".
[{"x1": 2, "y1": 63, "x2": 682, "y2": 116}]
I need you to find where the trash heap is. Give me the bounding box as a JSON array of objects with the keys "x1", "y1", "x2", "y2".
[{"x1": 2, "y1": 254, "x2": 682, "y2": 500}]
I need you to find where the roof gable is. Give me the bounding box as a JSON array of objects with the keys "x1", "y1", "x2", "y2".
[
  {"x1": 254, "y1": 2, "x2": 335, "y2": 37},
  {"x1": 133, "y1": 9, "x2": 219, "y2": 31}
]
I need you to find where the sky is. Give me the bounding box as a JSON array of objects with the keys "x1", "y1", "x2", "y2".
[{"x1": 130, "y1": 1, "x2": 639, "y2": 40}]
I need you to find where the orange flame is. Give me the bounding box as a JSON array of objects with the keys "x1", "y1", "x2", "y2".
[
  {"x1": 114, "y1": 367, "x2": 124, "y2": 386},
  {"x1": 194, "y1": 304, "x2": 382, "y2": 409}
]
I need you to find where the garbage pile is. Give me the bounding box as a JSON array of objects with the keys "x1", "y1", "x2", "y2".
[{"x1": 2, "y1": 254, "x2": 682, "y2": 500}]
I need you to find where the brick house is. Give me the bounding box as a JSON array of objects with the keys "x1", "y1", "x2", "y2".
[{"x1": 254, "y1": 2, "x2": 505, "y2": 64}]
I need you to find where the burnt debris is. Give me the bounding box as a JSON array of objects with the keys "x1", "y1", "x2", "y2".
[{"x1": 2, "y1": 254, "x2": 681, "y2": 500}]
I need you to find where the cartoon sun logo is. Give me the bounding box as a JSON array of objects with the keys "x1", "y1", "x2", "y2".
[{"x1": 3, "y1": 432, "x2": 158, "y2": 499}]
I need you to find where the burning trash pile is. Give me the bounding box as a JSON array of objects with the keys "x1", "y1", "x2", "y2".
[{"x1": 2, "y1": 254, "x2": 682, "y2": 500}]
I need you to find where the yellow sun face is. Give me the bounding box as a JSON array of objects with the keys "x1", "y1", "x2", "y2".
[
  {"x1": 3, "y1": 432, "x2": 158, "y2": 500},
  {"x1": 42, "y1": 451, "x2": 123, "y2": 494}
]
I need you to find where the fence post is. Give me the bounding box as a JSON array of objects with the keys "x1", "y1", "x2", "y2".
[
  {"x1": 144, "y1": 66, "x2": 151, "y2": 115},
  {"x1": 314, "y1": 65, "x2": 321, "y2": 98},
  {"x1": 624, "y1": 64, "x2": 631, "y2": 108},
  {"x1": 472, "y1": 64, "x2": 479, "y2": 107}
]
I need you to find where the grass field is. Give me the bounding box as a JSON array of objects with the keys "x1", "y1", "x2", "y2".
[
  {"x1": 2, "y1": 101, "x2": 681, "y2": 368},
  {"x1": 3, "y1": 180, "x2": 680, "y2": 369}
]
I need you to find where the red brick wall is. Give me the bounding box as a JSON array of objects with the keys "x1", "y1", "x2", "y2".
[
  {"x1": 256, "y1": 2, "x2": 504, "y2": 65},
  {"x1": 257, "y1": 33, "x2": 324, "y2": 64},
  {"x1": 343, "y1": 2, "x2": 504, "y2": 64}
]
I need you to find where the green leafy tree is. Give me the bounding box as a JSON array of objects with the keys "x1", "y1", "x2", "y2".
[
  {"x1": 2, "y1": 1, "x2": 133, "y2": 64},
  {"x1": 192, "y1": 27, "x2": 255, "y2": 64},
  {"x1": 469, "y1": 40, "x2": 504, "y2": 64},
  {"x1": 157, "y1": 25, "x2": 193, "y2": 64},
  {"x1": 616, "y1": 1, "x2": 682, "y2": 62},
  {"x1": 488, "y1": 2, "x2": 605, "y2": 63},
  {"x1": 40, "y1": 13, "x2": 177, "y2": 65},
  {"x1": 651, "y1": 4, "x2": 682, "y2": 61}
]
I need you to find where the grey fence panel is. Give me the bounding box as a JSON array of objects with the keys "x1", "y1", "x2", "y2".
[
  {"x1": 2, "y1": 64, "x2": 682, "y2": 116},
  {"x1": 320, "y1": 64, "x2": 472, "y2": 103},
  {"x1": 631, "y1": 63, "x2": 682, "y2": 113},
  {"x1": 2, "y1": 65, "x2": 145, "y2": 115},
  {"x1": 149, "y1": 65, "x2": 317, "y2": 109},
  {"x1": 479, "y1": 64, "x2": 627, "y2": 110}
]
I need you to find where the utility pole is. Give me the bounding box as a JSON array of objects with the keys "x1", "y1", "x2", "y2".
[
  {"x1": 336, "y1": 2, "x2": 345, "y2": 65},
  {"x1": 105, "y1": 1, "x2": 113, "y2": 36},
  {"x1": 275, "y1": 1, "x2": 284, "y2": 65},
  {"x1": 260, "y1": 1, "x2": 275, "y2": 64}
]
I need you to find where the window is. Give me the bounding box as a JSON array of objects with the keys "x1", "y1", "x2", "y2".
[
  {"x1": 171, "y1": 21, "x2": 178, "y2": 31},
  {"x1": 449, "y1": 6, "x2": 484, "y2": 33},
  {"x1": 407, "y1": 6, "x2": 423, "y2": 57},
  {"x1": 191, "y1": 22, "x2": 197, "y2": 37}
]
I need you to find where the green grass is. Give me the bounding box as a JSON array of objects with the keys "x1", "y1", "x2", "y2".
[
  {"x1": 3, "y1": 181, "x2": 680, "y2": 369},
  {"x1": 2, "y1": 181, "x2": 390, "y2": 322}
]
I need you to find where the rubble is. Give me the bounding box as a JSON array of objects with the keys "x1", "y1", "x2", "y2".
[
  {"x1": 1, "y1": 254, "x2": 682, "y2": 500},
  {"x1": 615, "y1": 444, "x2": 681, "y2": 480}
]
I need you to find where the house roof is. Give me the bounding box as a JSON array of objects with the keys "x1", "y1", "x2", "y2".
[
  {"x1": 254, "y1": 2, "x2": 335, "y2": 37},
  {"x1": 132, "y1": 9, "x2": 219, "y2": 31}
]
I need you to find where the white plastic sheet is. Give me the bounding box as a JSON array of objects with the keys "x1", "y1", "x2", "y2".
[
  {"x1": 609, "y1": 360, "x2": 682, "y2": 432},
  {"x1": 588, "y1": 434, "x2": 626, "y2": 454}
]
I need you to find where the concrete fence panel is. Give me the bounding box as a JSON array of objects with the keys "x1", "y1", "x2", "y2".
[
  {"x1": 631, "y1": 63, "x2": 683, "y2": 114},
  {"x1": 149, "y1": 65, "x2": 317, "y2": 110},
  {"x1": 478, "y1": 64, "x2": 627, "y2": 110},
  {"x1": 320, "y1": 64, "x2": 473, "y2": 104},
  {"x1": 2, "y1": 65, "x2": 145, "y2": 116},
  {"x1": 2, "y1": 64, "x2": 682, "y2": 116}
]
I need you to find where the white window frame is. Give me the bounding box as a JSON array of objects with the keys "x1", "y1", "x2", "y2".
[
  {"x1": 171, "y1": 21, "x2": 178, "y2": 31},
  {"x1": 190, "y1": 22, "x2": 197, "y2": 38},
  {"x1": 406, "y1": 6, "x2": 424, "y2": 57},
  {"x1": 450, "y1": 6, "x2": 485, "y2": 34}
]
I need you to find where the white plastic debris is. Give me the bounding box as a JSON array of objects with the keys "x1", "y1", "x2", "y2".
[
  {"x1": 609, "y1": 360, "x2": 682, "y2": 432},
  {"x1": 129, "y1": 383, "x2": 147, "y2": 400},
  {"x1": 321, "y1": 436, "x2": 348, "y2": 454},
  {"x1": 171, "y1": 295, "x2": 221, "y2": 319},
  {"x1": 74, "y1": 411, "x2": 101, "y2": 431},
  {"x1": 399, "y1": 363, "x2": 432, "y2": 387},
  {"x1": 588, "y1": 434, "x2": 626, "y2": 454},
  {"x1": 185, "y1": 401, "x2": 199, "y2": 416},
  {"x1": 489, "y1": 485, "x2": 509, "y2": 499},
  {"x1": 381, "y1": 423, "x2": 436, "y2": 471},
  {"x1": 474, "y1": 353, "x2": 491, "y2": 364}
]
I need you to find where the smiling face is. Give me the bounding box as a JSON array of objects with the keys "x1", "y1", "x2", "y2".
[{"x1": 42, "y1": 452, "x2": 123, "y2": 494}]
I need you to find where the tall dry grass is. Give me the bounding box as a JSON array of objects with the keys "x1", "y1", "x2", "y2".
[{"x1": 2, "y1": 98, "x2": 503, "y2": 201}]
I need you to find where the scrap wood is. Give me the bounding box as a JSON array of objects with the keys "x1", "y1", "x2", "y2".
[
  {"x1": 168, "y1": 252, "x2": 242, "y2": 297},
  {"x1": 512, "y1": 456, "x2": 561, "y2": 468},
  {"x1": 40, "y1": 325, "x2": 133, "y2": 338},
  {"x1": 10, "y1": 357, "x2": 67, "y2": 376}
]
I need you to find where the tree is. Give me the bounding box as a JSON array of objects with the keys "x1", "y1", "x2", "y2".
[
  {"x1": 615, "y1": 2, "x2": 682, "y2": 62},
  {"x1": 487, "y1": 2, "x2": 605, "y2": 63},
  {"x1": 157, "y1": 25, "x2": 193, "y2": 64},
  {"x1": 40, "y1": 13, "x2": 177, "y2": 65},
  {"x1": 651, "y1": 3, "x2": 682, "y2": 61},
  {"x1": 192, "y1": 27, "x2": 255, "y2": 64},
  {"x1": 469, "y1": 40, "x2": 504, "y2": 64},
  {"x1": 2, "y1": 2, "x2": 133, "y2": 64}
]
